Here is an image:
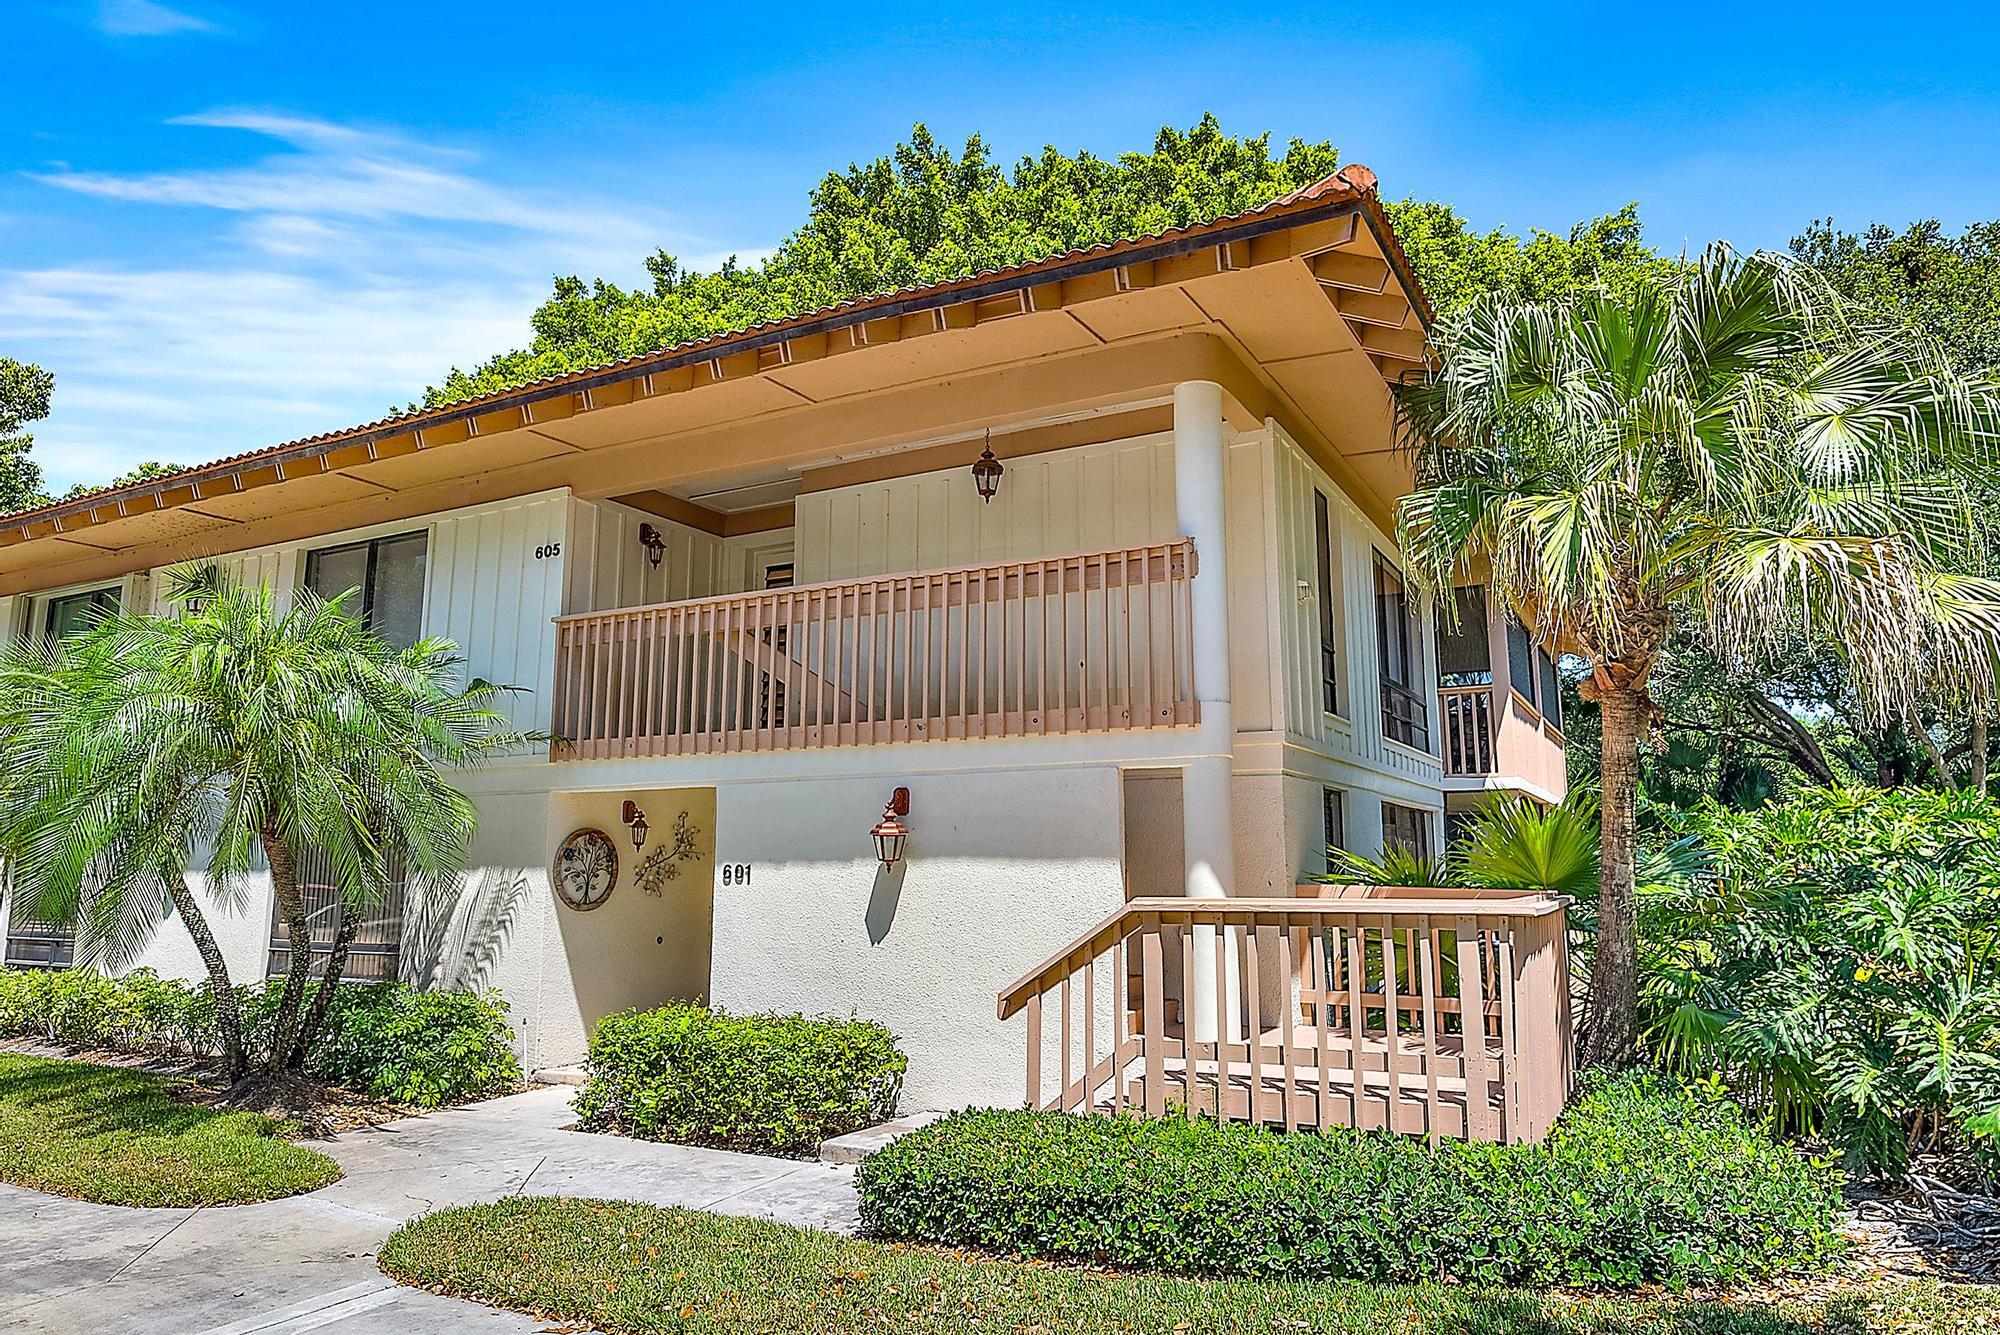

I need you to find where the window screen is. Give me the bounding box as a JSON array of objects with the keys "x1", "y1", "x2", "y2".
[
  {"x1": 1314, "y1": 491, "x2": 1339, "y2": 714},
  {"x1": 1373, "y1": 553, "x2": 1430, "y2": 751},
  {"x1": 1381, "y1": 802, "x2": 1433, "y2": 861}
]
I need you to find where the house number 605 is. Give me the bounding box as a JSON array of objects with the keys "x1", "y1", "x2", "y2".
[
  {"x1": 534, "y1": 542, "x2": 562, "y2": 559},
  {"x1": 720, "y1": 863, "x2": 751, "y2": 886}
]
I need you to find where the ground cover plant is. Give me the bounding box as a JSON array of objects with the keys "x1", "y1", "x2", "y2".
[
  {"x1": 379, "y1": 1196, "x2": 1994, "y2": 1335},
  {"x1": 1641, "y1": 787, "x2": 2000, "y2": 1179},
  {"x1": 856, "y1": 1073, "x2": 1842, "y2": 1288},
  {"x1": 575, "y1": 1004, "x2": 905, "y2": 1156},
  {"x1": 0, "y1": 967, "x2": 520, "y2": 1109},
  {"x1": 0, "y1": 1052, "x2": 340, "y2": 1206}
]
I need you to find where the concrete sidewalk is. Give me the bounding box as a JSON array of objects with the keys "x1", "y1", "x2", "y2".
[{"x1": 0, "y1": 1085, "x2": 861, "y2": 1334}]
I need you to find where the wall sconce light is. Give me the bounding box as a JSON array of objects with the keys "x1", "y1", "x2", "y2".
[
  {"x1": 622, "y1": 800, "x2": 650, "y2": 851},
  {"x1": 870, "y1": 787, "x2": 911, "y2": 868},
  {"x1": 971, "y1": 431, "x2": 1004, "y2": 504},
  {"x1": 638, "y1": 523, "x2": 667, "y2": 569}
]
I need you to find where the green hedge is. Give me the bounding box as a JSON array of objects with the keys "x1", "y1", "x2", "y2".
[
  {"x1": 0, "y1": 966, "x2": 519, "y2": 1108},
  {"x1": 576, "y1": 1004, "x2": 906, "y2": 1156},
  {"x1": 856, "y1": 1074, "x2": 1844, "y2": 1289}
]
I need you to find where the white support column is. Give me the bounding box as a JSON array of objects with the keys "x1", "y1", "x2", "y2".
[{"x1": 1174, "y1": 380, "x2": 1238, "y2": 1045}]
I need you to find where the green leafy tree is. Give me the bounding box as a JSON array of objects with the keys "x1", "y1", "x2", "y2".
[
  {"x1": 426, "y1": 117, "x2": 1343, "y2": 406},
  {"x1": 1797, "y1": 217, "x2": 2000, "y2": 787},
  {"x1": 0, "y1": 568, "x2": 524, "y2": 1082},
  {"x1": 64, "y1": 461, "x2": 185, "y2": 499},
  {"x1": 1385, "y1": 202, "x2": 1677, "y2": 313},
  {"x1": 0, "y1": 358, "x2": 54, "y2": 515},
  {"x1": 1395, "y1": 245, "x2": 2000, "y2": 1066}
]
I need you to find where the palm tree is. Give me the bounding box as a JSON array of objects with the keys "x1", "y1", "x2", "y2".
[
  {"x1": 0, "y1": 567, "x2": 524, "y2": 1082},
  {"x1": 1395, "y1": 245, "x2": 2000, "y2": 1067}
]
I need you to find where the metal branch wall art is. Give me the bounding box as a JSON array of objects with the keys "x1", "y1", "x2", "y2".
[{"x1": 636, "y1": 810, "x2": 705, "y2": 896}]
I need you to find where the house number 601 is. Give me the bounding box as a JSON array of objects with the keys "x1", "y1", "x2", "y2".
[{"x1": 720, "y1": 863, "x2": 751, "y2": 886}]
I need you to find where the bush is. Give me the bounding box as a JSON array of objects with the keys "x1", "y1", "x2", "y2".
[
  {"x1": 1642, "y1": 787, "x2": 2000, "y2": 1177},
  {"x1": 309, "y1": 984, "x2": 522, "y2": 1106},
  {"x1": 576, "y1": 1004, "x2": 905, "y2": 1156},
  {"x1": 856, "y1": 1073, "x2": 1844, "y2": 1289},
  {"x1": 0, "y1": 967, "x2": 518, "y2": 1108}
]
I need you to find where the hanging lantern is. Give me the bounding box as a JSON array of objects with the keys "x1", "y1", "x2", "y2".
[
  {"x1": 871, "y1": 787, "x2": 912, "y2": 868},
  {"x1": 622, "y1": 800, "x2": 650, "y2": 850},
  {"x1": 638, "y1": 523, "x2": 667, "y2": 569},
  {"x1": 971, "y1": 432, "x2": 1004, "y2": 504}
]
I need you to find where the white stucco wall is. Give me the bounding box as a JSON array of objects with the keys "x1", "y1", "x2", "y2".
[{"x1": 705, "y1": 765, "x2": 1125, "y2": 1109}]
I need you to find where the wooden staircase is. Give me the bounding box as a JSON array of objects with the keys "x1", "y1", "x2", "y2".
[{"x1": 999, "y1": 888, "x2": 1574, "y2": 1145}]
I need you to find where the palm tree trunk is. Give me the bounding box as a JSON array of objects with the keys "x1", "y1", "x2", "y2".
[
  {"x1": 263, "y1": 831, "x2": 313, "y2": 1076},
  {"x1": 289, "y1": 898, "x2": 355, "y2": 1071},
  {"x1": 164, "y1": 872, "x2": 246, "y2": 1080},
  {"x1": 1973, "y1": 713, "x2": 1990, "y2": 793},
  {"x1": 1580, "y1": 685, "x2": 1646, "y2": 1068}
]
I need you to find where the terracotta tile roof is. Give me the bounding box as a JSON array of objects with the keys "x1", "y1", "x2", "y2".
[{"x1": 19, "y1": 164, "x2": 1422, "y2": 528}]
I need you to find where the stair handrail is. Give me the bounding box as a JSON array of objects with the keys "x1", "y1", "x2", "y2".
[{"x1": 996, "y1": 890, "x2": 1566, "y2": 1020}]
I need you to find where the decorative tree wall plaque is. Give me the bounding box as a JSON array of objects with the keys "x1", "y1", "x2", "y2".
[
  {"x1": 636, "y1": 810, "x2": 705, "y2": 896},
  {"x1": 553, "y1": 827, "x2": 619, "y2": 911}
]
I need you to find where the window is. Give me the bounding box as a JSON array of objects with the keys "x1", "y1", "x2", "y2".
[
  {"x1": 267, "y1": 845, "x2": 408, "y2": 983},
  {"x1": 1536, "y1": 646, "x2": 1563, "y2": 730},
  {"x1": 1505, "y1": 614, "x2": 1536, "y2": 702},
  {"x1": 1505, "y1": 611, "x2": 1564, "y2": 729},
  {"x1": 1322, "y1": 787, "x2": 1346, "y2": 856},
  {"x1": 304, "y1": 531, "x2": 428, "y2": 649},
  {"x1": 4, "y1": 884, "x2": 75, "y2": 970},
  {"x1": 1436, "y1": 586, "x2": 1492, "y2": 687},
  {"x1": 1382, "y1": 802, "x2": 1433, "y2": 861},
  {"x1": 1314, "y1": 491, "x2": 1339, "y2": 714},
  {"x1": 43, "y1": 586, "x2": 120, "y2": 640},
  {"x1": 1373, "y1": 553, "x2": 1430, "y2": 751}
]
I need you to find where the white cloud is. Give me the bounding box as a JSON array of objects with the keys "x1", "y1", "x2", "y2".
[
  {"x1": 95, "y1": 0, "x2": 219, "y2": 37},
  {"x1": 10, "y1": 112, "x2": 705, "y2": 492}
]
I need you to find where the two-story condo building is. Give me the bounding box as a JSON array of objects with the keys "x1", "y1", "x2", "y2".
[{"x1": 0, "y1": 166, "x2": 1567, "y2": 1117}]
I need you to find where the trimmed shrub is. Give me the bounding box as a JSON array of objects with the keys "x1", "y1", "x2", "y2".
[
  {"x1": 856, "y1": 1073, "x2": 1844, "y2": 1288},
  {"x1": 0, "y1": 967, "x2": 518, "y2": 1108},
  {"x1": 576, "y1": 1004, "x2": 906, "y2": 1156},
  {"x1": 309, "y1": 984, "x2": 522, "y2": 1106}
]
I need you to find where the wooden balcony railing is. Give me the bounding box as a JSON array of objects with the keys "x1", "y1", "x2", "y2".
[
  {"x1": 1440, "y1": 684, "x2": 1495, "y2": 776},
  {"x1": 552, "y1": 539, "x2": 1198, "y2": 760},
  {"x1": 997, "y1": 888, "x2": 1573, "y2": 1144}
]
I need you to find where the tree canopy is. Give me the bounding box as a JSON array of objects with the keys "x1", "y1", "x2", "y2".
[
  {"x1": 424, "y1": 117, "x2": 1345, "y2": 406},
  {"x1": 0, "y1": 358, "x2": 55, "y2": 515},
  {"x1": 424, "y1": 119, "x2": 1681, "y2": 408}
]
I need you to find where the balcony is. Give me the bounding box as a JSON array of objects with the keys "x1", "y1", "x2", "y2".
[
  {"x1": 1438, "y1": 683, "x2": 1567, "y2": 799},
  {"x1": 551, "y1": 540, "x2": 1199, "y2": 760}
]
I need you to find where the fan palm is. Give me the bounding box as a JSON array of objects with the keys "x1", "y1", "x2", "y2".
[
  {"x1": 1396, "y1": 244, "x2": 2000, "y2": 1066},
  {"x1": 0, "y1": 567, "x2": 525, "y2": 1082}
]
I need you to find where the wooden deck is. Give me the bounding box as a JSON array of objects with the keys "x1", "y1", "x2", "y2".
[{"x1": 1000, "y1": 889, "x2": 1574, "y2": 1144}]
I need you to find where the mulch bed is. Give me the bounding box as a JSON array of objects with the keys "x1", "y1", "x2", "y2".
[{"x1": 0, "y1": 1039, "x2": 423, "y2": 1137}]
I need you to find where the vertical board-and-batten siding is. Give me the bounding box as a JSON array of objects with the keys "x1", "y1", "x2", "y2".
[
  {"x1": 565, "y1": 498, "x2": 790, "y2": 613},
  {"x1": 128, "y1": 489, "x2": 569, "y2": 739},
  {"x1": 1269, "y1": 422, "x2": 1442, "y2": 785},
  {"x1": 795, "y1": 432, "x2": 1177, "y2": 583},
  {"x1": 424, "y1": 492, "x2": 570, "y2": 736}
]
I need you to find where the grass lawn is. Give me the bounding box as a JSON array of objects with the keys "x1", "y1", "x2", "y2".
[
  {"x1": 381, "y1": 1197, "x2": 2000, "y2": 1335},
  {"x1": 0, "y1": 1052, "x2": 341, "y2": 1206}
]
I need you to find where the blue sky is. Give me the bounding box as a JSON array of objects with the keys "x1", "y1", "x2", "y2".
[{"x1": 6, "y1": 2, "x2": 1999, "y2": 492}]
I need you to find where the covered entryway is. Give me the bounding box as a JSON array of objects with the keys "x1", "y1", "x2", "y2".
[{"x1": 548, "y1": 786, "x2": 717, "y2": 1032}]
